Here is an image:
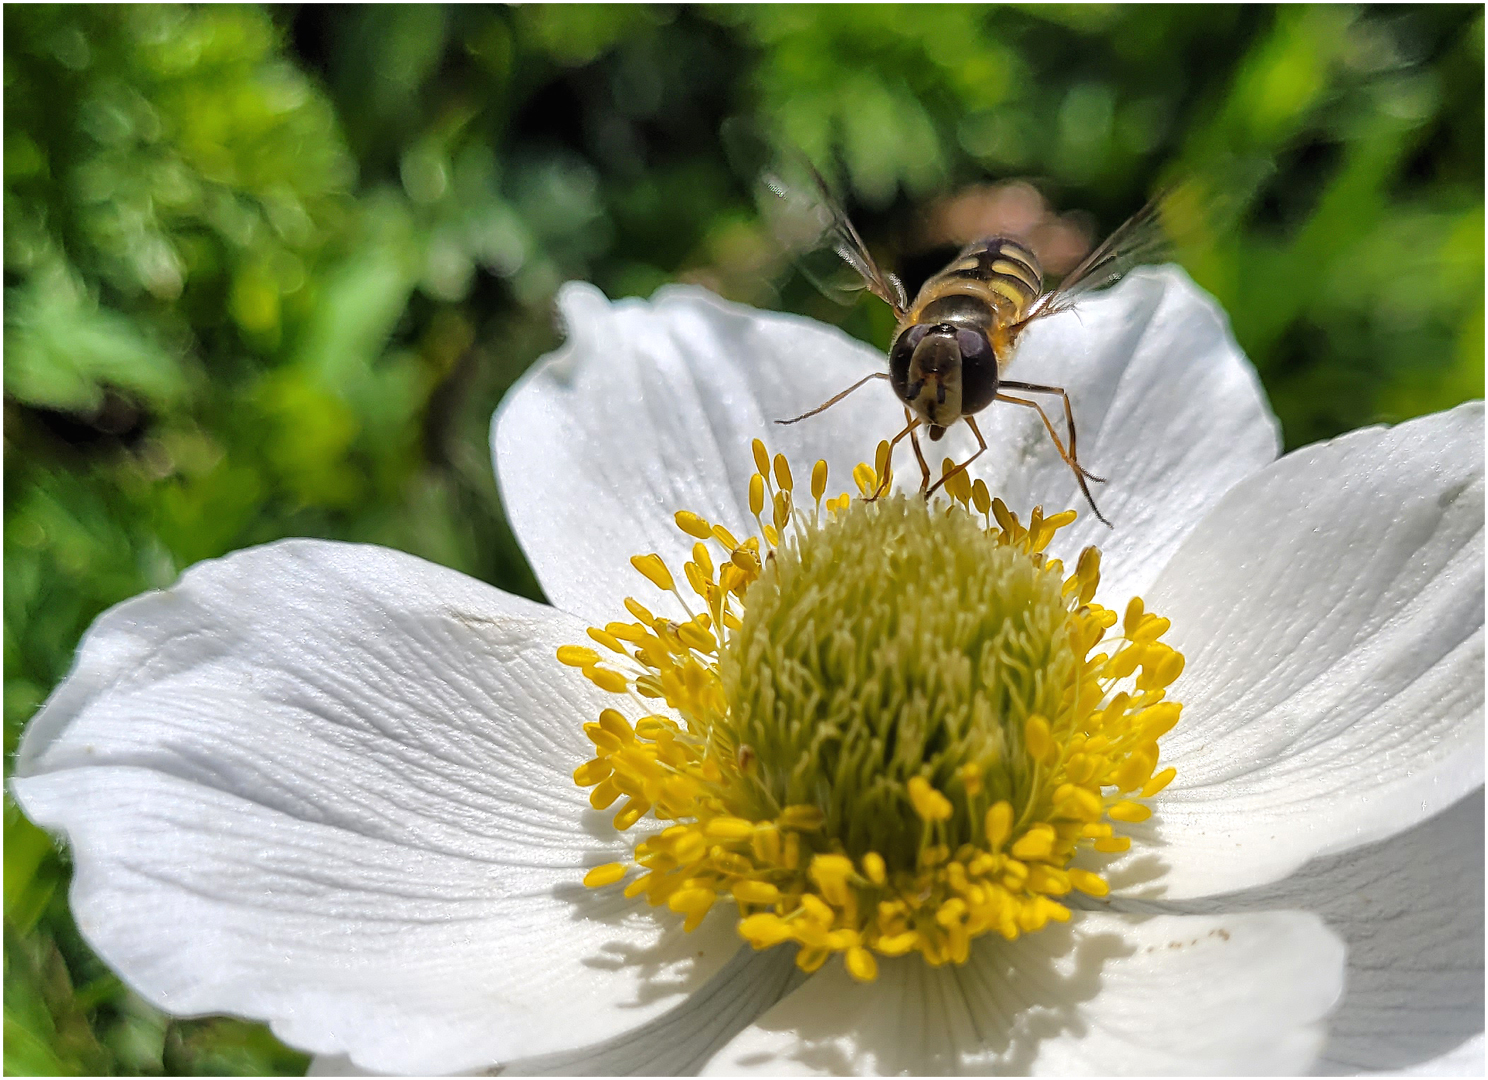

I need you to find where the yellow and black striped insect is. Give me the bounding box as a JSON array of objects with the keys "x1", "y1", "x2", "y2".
[{"x1": 770, "y1": 166, "x2": 1169, "y2": 527}]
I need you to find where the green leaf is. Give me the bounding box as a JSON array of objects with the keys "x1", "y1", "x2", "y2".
[
  {"x1": 4, "y1": 259, "x2": 187, "y2": 414},
  {"x1": 5, "y1": 806, "x2": 60, "y2": 936}
]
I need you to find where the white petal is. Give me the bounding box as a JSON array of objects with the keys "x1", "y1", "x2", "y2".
[
  {"x1": 307, "y1": 1056, "x2": 382, "y2": 1076},
  {"x1": 957, "y1": 265, "x2": 1280, "y2": 612},
  {"x1": 505, "y1": 946, "x2": 804, "y2": 1075},
  {"x1": 1117, "y1": 789, "x2": 1484, "y2": 1075},
  {"x1": 492, "y1": 282, "x2": 903, "y2": 625},
  {"x1": 1381, "y1": 1034, "x2": 1485, "y2": 1077},
  {"x1": 307, "y1": 1056, "x2": 381, "y2": 1076},
  {"x1": 12, "y1": 540, "x2": 740, "y2": 1074},
  {"x1": 309, "y1": 947, "x2": 805, "y2": 1077},
  {"x1": 1103, "y1": 403, "x2": 1485, "y2": 900},
  {"x1": 702, "y1": 910, "x2": 1343, "y2": 1076},
  {"x1": 1309, "y1": 789, "x2": 1484, "y2": 1075}
]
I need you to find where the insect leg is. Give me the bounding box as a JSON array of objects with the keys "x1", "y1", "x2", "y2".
[
  {"x1": 775, "y1": 372, "x2": 890, "y2": 425},
  {"x1": 869, "y1": 413, "x2": 922, "y2": 500},
  {"x1": 907, "y1": 409, "x2": 932, "y2": 492},
  {"x1": 925, "y1": 416, "x2": 989, "y2": 499},
  {"x1": 995, "y1": 393, "x2": 1112, "y2": 527},
  {"x1": 998, "y1": 380, "x2": 1106, "y2": 483}
]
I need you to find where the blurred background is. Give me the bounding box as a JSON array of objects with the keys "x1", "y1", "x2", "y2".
[{"x1": 4, "y1": 5, "x2": 1483, "y2": 1074}]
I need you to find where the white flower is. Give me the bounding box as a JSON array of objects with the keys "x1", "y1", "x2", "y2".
[{"x1": 11, "y1": 268, "x2": 1483, "y2": 1077}]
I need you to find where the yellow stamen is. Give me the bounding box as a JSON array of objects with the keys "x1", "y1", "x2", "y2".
[
  {"x1": 1142, "y1": 767, "x2": 1178, "y2": 798},
  {"x1": 630, "y1": 554, "x2": 675, "y2": 593},
  {"x1": 908, "y1": 776, "x2": 954, "y2": 822},
  {"x1": 560, "y1": 446, "x2": 1184, "y2": 983},
  {"x1": 752, "y1": 438, "x2": 770, "y2": 476},
  {"x1": 773, "y1": 454, "x2": 793, "y2": 493},
  {"x1": 1108, "y1": 800, "x2": 1153, "y2": 823},
  {"x1": 985, "y1": 801, "x2": 1013, "y2": 851},
  {"x1": 845, "y1": 946, "x2": 878, "y2": 982},
  {"x1": 583, "y1": 863, "x2": 628, "y2": 887},
  {"x1": 583, "y1": 666, "x2": 629, "y2": 694},
  {"x1": 811, "y1": 459, "x2": 828, "y2": 504}
]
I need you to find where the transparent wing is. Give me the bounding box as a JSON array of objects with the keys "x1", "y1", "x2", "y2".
[
  {"x1": 1012, "y1": 162, "x2": 1268, "y2": 334},
  {"x1": 753, "y1": 150, "x2": 908, "y2": 319},
  {"x1": 1016, "y1": 189, "x2": 1173, "y2": 327}
]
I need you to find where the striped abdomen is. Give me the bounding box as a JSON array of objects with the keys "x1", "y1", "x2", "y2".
[{"x1": 902, "y1": 239, "x2": 1044, "y2": 360}]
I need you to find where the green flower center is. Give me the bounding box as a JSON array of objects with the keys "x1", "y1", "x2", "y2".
[{"x1": 721, "y1": 496, "x2": 1075, "y2": 870}]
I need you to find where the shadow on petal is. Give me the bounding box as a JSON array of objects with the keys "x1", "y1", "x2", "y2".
[
  {"x1": 706, "y1": 910, "x2": 1342, "y2": 1075},
  {"x1": 548, "y1": 870, "x2": 743, "y2": 1010},
  {"x1": 1110, "y1": 788, "x2": 1485, "y2": 1074},
  {"x1": 505, "y1": 946, "x2": 802, "y2": 1075},
  {"x1": 717, "y1": 920, "x2": 1133, "y2": 1075}
]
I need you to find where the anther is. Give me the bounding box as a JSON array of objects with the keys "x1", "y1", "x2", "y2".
[
  {"x1": 971, "y1": 478, "x2": 991, "y2": 515},
  {"x1": 557, "y1": 645, "x2": 599, "y2": 667},
  {"x1": 675, "y1": 510, "x2": 713, "y2": 539},
  {"x1": 773, "y1": 454, "x2": 793, "y2": 492},
  {"x1": 584, "y1": 863, "x2": 627, "y2": 887},
  {"x1": 630, "y1": 554, "x2": 676, "y2": 592},
  {"x1": 752, "y1": 439, "x2": 771, "y2": 476},
  {"x1": 587, "y1": 627, "x2": 625, "y2": 653},
  {"x1": 845, "y1": 946, "x2": 878, "y2": 982},
  {"x1": 908, "y1": 776, "x2": 953, "y2": 821},
  {"x1": 1107, "y1": 800, "x2": 1152, "y2": 823}
]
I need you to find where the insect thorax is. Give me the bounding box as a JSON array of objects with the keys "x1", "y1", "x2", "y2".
[{"x1": 907, "y1": 238, "x2": 1043, "y2": 338}]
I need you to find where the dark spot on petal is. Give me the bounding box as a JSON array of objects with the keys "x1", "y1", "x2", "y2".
[{"x1": 449, "y1": 609, "x2": 499, "y2": 627}]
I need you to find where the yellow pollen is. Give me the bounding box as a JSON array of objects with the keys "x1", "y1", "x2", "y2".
[{"x1": 563, "y1": 446, "x2": 1185, "y2": 984}]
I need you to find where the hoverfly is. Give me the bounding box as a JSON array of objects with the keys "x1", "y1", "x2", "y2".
[{"x1": 768, "y1": 164, "x2": 1170, "y2": 527}]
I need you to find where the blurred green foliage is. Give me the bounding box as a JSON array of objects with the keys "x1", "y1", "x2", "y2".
[{"x1": 4, "y1": 5, "x2": 1482, "y2": 1074}]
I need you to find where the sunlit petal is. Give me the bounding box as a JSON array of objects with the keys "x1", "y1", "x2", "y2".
[
  {"x1": 1100, "y1": 403, "x2": 1484, "y2": 899},
  {"x1": 13, "y1": 540, "x2": 740, "y2": 1074}
]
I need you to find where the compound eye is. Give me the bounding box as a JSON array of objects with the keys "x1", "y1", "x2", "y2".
[
  {"x1": 897, "y1": 324, "x2": 932, "y2": 352},
  {"x1": 955, "y1": 329, "x2": 993, "y2": 363},
  {"x1": 890, "y1": 324, "x2": 933, "y2": 372}
]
